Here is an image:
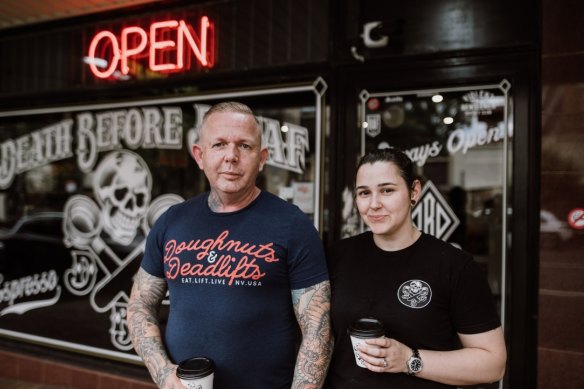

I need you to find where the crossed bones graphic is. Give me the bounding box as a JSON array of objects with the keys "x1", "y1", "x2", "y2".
[{"x1": 62, "y1": 150, "x2": 182, "y2": 350}]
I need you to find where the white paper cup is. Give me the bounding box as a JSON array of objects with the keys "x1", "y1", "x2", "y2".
[
  {"x1": 348, "y1": 318, "x2": 385, "y2": 368},
  {"x1": 176, "y1": 356, "x2": 215, "y2": 389}
]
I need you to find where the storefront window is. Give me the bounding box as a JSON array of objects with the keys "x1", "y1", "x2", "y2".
[{"x1": 0, "y1": 79, "x2": 326, "y2": 361}]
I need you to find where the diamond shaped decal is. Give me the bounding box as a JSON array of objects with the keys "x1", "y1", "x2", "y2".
[{"x1": 412, "y1": 180, "x2": 460, "y2": 241}]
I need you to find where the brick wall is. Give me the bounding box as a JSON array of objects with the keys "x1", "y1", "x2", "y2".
[{"x1": 0, "y1": 349, "x2": 155, "y2": 389}]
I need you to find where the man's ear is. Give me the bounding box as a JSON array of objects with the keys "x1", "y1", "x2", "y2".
[
  {"x1": 258, "y1": 147, "x2": 269, "y2": 172},
  {"x1": 192, "y1": 144, "x2": 204, "y2": 170}
]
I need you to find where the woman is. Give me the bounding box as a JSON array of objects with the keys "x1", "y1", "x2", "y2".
[{"x1": 325, "y1": 148, "x2": 506, "y2": 388}]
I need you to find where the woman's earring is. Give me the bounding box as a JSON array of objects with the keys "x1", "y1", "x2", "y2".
[{"x1": 411, "y1": 200, "x2": 416, "y2": 206}]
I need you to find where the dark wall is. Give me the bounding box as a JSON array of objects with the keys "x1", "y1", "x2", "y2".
[
  {"x1": 539, "y1": 0, "x2": 584, "y2": 388},
  {"x1": 0, "y1": 0, "x2": 329, "y2": 109},
  {"x1": 333, "y1": 0, "x2": 537, "y2": 63}
]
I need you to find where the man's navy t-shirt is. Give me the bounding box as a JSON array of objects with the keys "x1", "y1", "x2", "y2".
[{"x1": 141, "y1": 191, "x2": 329, "y2": 389}]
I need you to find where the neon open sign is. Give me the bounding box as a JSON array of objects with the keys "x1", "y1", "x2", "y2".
[{"x1": 87, "y1": 16, "x2": 215, "y2": 79}]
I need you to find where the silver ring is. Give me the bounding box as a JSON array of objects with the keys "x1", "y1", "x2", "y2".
[{"x1": 382, "y1": 358, "x2": 387, "y2": 367}]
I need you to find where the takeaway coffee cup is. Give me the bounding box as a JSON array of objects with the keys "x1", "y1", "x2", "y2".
[
  {"x1": 348, "y1": 318, "x2": 385, "y2": 368},
  {"x1": 176, "y1": 356, "x2": 215, "y2": 389}
]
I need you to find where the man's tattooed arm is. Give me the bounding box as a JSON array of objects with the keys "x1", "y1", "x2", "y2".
[
  {"x1": 128, "y1": 268, "x2": 182, "y2": 389},
  {"x1": 291, "y1": 280, "x2": 334, "y2": 389}
]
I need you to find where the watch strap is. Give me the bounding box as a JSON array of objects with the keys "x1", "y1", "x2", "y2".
[{"x1": 407, "y1": 348, "x2": 422, "y2": 376}]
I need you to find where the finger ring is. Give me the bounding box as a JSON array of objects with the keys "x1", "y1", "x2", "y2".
[{"x1": 382, "y1": 358, "x2": 387, "y2": 367}]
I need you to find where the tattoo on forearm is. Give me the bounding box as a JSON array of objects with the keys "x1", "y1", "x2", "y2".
[
  {"x1": 291, "y1": 281, "x2": 333, "y2": 389},
  {"x1": 128, "y1": 269, "x2": 174, "y2": 388}
]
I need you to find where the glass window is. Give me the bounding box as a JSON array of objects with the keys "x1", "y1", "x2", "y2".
[
  {"x1": 343, "y1": 81, "x2": 513, "y2": 320},
  {"x1": 0, "y1": 79, "x2": 326, "y2": 362}
]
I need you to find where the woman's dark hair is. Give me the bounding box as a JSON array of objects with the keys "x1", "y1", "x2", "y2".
[{"x1": 356, "y1": 147, "x2": 420, "y2": 189}]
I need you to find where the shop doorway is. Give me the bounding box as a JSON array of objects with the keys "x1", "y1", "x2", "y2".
[{"x1": 339, "y1": 80, "x2": 514, "y2": 388}]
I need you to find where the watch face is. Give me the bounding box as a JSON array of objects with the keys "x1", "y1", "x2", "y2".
[{"x1": 409, "y1": 357, "x2": 422, "y2": 372}]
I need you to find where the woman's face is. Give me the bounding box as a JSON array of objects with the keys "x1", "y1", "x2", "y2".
[{"x1": 355, "y1": 161, "x2": 417, "y2": 237}]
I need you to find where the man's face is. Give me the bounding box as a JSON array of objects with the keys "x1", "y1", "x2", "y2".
[{"x1": 193, "y1": 111, "x2": 268, "y2": 197}]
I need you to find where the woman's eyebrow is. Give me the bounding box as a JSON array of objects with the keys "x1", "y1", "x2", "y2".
[{"x1": 355, "y1": 182, "x2": 396, "y2": 190}]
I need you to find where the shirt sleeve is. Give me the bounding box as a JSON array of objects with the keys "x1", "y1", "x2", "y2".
[
  {"x1": 140, "y1": 207, "x2": 169, "y2": 279},
  {"x1": 451, "y1": 258, "x2": 501, "y2": 334},
  {"x1": 286, "y1": 209, "x2": 329, "y2": 290}
]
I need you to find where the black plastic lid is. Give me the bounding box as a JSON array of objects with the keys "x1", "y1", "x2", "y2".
[
  {"x1": 176, "y1": 356, "x2": 215, "y2": 379},
  {"x1": 348, "y1": 318, "x2": 385, "y2": 338}
]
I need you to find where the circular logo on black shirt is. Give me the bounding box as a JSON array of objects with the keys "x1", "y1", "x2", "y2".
[{"x1": 398, "y1": 279, "x2": 432, "y2": 309}]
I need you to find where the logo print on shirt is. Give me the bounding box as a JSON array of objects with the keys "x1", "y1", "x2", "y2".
[
  {"x1": 397, "y1": 279, "x2": 432, "y2": 309},
  {"x1": 164, "y1": 230, "x2": 280, "y2": 286}
]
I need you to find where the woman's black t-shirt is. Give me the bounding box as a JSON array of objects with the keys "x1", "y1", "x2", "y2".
[{"x1": 324, "y1": 232, "x2": 500, "y2": 389}]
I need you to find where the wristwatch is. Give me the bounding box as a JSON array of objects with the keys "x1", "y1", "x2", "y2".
[{"x1": 406, "y1": 348, "x2": 423, "y2": 376}]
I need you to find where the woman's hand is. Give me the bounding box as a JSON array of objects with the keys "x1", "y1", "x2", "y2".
[
  {"x1": 356, "y1": 337, "x2": 410, "y2": 374},
  {"x1": 356, "y1": 327, "x2": 507, "y2": 384}
]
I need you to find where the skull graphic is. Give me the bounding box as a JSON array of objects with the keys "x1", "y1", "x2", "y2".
[
  {"x1": 398, "y1": 279, "x2": 432, "y2": 309},
  {"x1": 409, "y1": 281, "x2": 423, "y2": 294},
  {"x1": 93, "y1": 150, "x2": 152, "y2": 245}
]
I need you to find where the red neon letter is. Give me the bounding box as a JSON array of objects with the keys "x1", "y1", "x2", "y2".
[
  {"x1": 121, "y1": 26, "x2": 148, "y2": 75},
  {"x1": 88, "y1": 16, "x2": 215, "y2": 79},
  {"x1": 88, "y1": 31, "x2": 120, "y2": 79},
  {"x1": 177, "y1": 16, "x2": 214, "y2": 68},
  {"x1": 150, "y1": 20, "x2": 179, "y2": 72}
]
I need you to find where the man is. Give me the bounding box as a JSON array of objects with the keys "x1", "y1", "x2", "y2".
[{"x1": 127, "y1": 101, "x2": 332, "y2": 389}]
